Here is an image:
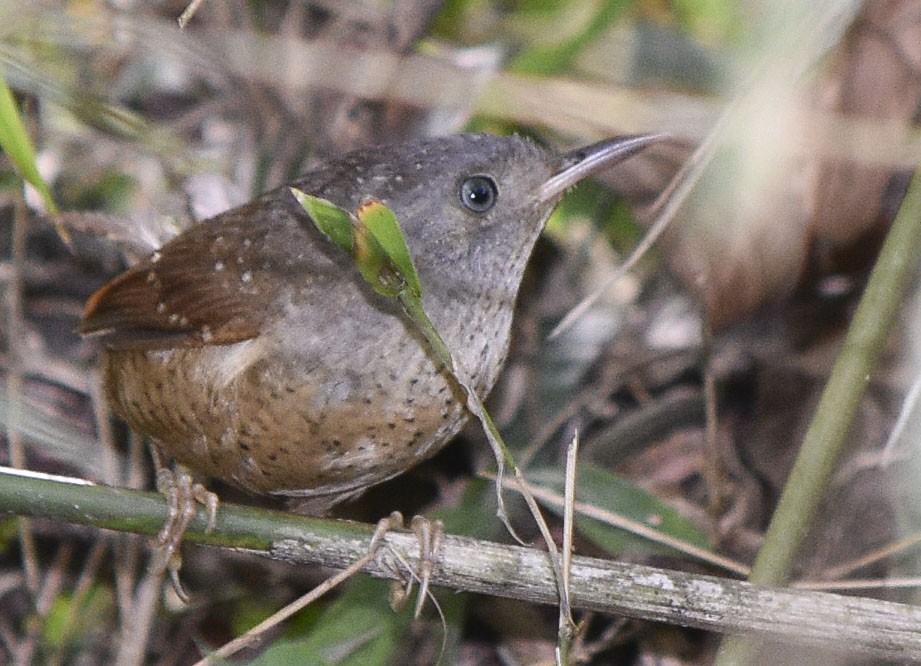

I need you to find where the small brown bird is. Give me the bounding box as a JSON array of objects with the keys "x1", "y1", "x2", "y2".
[{"x1": 81, "y1": 132, "x2": 657, "y2": 510}]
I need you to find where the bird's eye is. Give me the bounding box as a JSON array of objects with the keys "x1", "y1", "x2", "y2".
[{"x1": 459, "y1": 175, "x2": 498, "y2": 213}]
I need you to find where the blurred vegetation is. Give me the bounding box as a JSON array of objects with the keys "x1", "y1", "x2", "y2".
[{"x1": 1, "y1": 0, "x2": 916, "y2": 664}]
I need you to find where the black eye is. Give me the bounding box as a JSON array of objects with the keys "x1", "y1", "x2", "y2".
[{"x1": 459, "y1": 175, "x2": 498, "y2": 213}]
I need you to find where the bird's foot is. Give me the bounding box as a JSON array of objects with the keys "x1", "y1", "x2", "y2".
[
  {"x1": 153, "y1": 464, "x2": 218, "y2": 600},
  {"x1": 372, "y1": 512, "x2": 445, "y2": 618}
]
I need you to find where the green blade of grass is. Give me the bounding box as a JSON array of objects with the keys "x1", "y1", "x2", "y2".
[
  {"x1": 292, "y1": 190, "x2": 355, "y2": 254},
  {"x1": 715, "y1": 153, "x2": 921, "y2": 666},
  {"x1": 0, "y1": 74, "x2": 58, "y2": 215},
  {"x1": 356, "y1": 198, "x2": 422, "y2": 299}
]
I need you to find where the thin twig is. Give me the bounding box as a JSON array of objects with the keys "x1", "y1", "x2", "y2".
[
  {"x1": 490, "y1": 473, "x2": 750, "y2": 576},
  {"x1": 177, "y1": 0, "x2": 207, "y2": 28},
  {"x1": 397, "y1": 294, "x2": 574, "y2": 632},
  {"x1": 116, "y1": 556, "x2": 167, "y2": 666},
  {"x1": 195, "y1": 548, "x2": 378, "y2": 665},
  {"x1": 557, "y1": 431, "x2": 580, "y2": 665},
  {"x1": 6, "y1": 190, "x2": 37, "y2": 594},
  {"x1": 702, "y1": 324, "x2": 725, "y2": 524},
  {"x1": 716, "y1": 108, "x2": 921, "y2": 666},
  {"x1": 819, "y1": 531, "x2": 921, "y2": 581}
]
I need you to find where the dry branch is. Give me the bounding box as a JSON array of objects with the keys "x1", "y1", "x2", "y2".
[{"x1": 1, "y1": 466, "x2": 920, "y2": 662}]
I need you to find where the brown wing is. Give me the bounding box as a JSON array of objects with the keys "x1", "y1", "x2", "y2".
[
  {"x1": 80, "y1": 141, "x2": 425, "y2": 350},
  {"x1": 80, "y1": 196, "x2": 312, "y2": 350}
]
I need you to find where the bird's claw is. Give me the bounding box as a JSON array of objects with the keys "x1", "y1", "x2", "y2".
[
  {"x1": 371, "y1": 511, "x2": 445, "y2": 618},
  {"x1": 153, "y1": 464, "x2": 219, "y2": 601}
]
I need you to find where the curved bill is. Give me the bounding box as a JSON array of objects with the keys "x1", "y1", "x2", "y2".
[{"x1": 539, "y1": 134, "x2": 664, "y2": 203}]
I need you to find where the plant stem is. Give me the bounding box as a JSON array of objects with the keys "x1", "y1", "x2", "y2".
[{"x1": 715, "y1": 165, "x2": 921, "y2": 664}]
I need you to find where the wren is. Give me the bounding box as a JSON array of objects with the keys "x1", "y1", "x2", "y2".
[{"x1": 80, "y1": 133, "x2": 657, "y2": 508}]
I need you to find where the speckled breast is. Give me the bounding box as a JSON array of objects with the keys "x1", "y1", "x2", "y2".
[{"x1": 101, "y1": 296, "x2": 511, "y2": 500}]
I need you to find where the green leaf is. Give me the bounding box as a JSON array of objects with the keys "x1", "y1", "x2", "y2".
[
  {"x1": 289, "y1": 188, "x2": 541, "y2": 554},
  {"x1": 291, "y1": 189, "x2": 394, "y2": 297},
  {"x1": 530, "y1": 462, "x2": 709, "y2": 556},
  {"x1": 42, "y1": 584, "x2": 113, "y2": 651},
  {"x1": 292, "y1": 190, "x2": 422, "y2": 301},
  {"x1": 351, "y1": 222, "x2": 398, "y2": 298},
  {"x1": 0, "y1": 74, "x2": 58, "y2": 215},
  {"x1": 249, "y1": 577, "x2": 409, "y2": 666},
  {"x1": 356, "y1": 198, "x2": 422, "y2": 299},
  {"x1": 511, "y1": 0, "x2": 630, "y2": 75},
  {"x1": 291, "y1": 189, "x2": 356, "y2": 254}
]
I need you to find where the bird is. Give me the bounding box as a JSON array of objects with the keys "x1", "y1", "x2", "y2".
[{"x1": 80, "y1": 132, "x2": 658, "y2": 515}]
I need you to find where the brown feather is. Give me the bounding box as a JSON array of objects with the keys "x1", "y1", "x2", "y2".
[{"x1": 80, "y1": 198, "x2": 299, "y2": 350}]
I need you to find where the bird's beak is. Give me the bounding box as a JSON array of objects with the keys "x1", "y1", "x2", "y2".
[{"x1": 539, "y1": 134, "x2": 664, "y2": 203}]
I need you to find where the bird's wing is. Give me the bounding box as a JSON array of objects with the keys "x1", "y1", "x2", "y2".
[{"x1": 80, "y1": 192, "x2": 331, "y2": 350}]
